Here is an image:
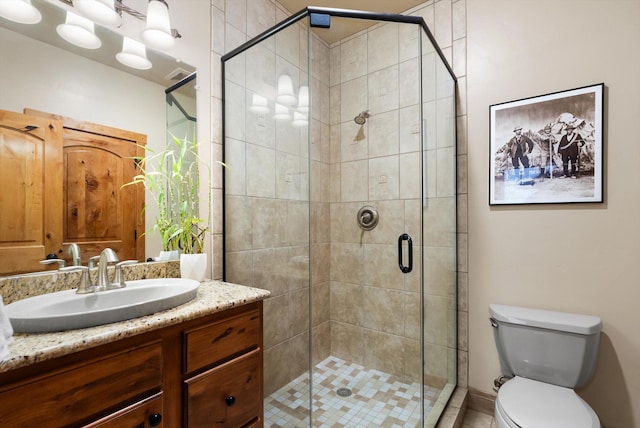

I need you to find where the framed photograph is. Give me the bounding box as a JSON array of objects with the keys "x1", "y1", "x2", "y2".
[{"x1": 489, "y1": 83, "x2": 604, "y2": 205}]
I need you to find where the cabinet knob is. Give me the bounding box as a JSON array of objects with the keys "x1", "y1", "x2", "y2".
[
  {"x1": 225, "y1": 396, "x2": 236, "y2": 407},
  {"x1": 149, "y1": 413, "x2": 162, "y2": 427}
]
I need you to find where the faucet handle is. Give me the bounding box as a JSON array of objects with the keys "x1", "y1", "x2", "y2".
[
  {"x1": 60, "y1": 266, "x2": 94, "y2": 294},
  {"x1": 88, "y1": 255, "x2": 101, "y2": 269},
  {"x1": 113, "y1": 260, "x2": 138, "y2": 288},
  {"x1": 40, "y1": 259, "x2": 65, "y2": 269}
]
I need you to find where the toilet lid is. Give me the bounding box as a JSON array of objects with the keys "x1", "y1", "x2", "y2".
[{"x1": 497, "y1": 377, "x2": 600, "y2": 428}]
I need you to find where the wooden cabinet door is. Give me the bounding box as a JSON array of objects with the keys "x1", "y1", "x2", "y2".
[
  {"x1": 0, "y1": 110, "x2": 63, "y2": 275},
  {"x1": 25, "y1": 110, "x2": 146, "y2": 264}
]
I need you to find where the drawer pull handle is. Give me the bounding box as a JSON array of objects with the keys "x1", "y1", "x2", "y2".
[
  {"x1": 149, "y1": 413, "x2": 162, "y2": 427},
  {"x1": 225, "y1": 396, "x2": 236, "y2": 407}
]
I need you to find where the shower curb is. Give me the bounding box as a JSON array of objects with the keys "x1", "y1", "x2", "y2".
[{"x1": 434, "y1": 386, "x2": 468, "y2": 428}]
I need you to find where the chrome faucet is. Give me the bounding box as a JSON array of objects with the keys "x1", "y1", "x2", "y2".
[
  {"x1": 67, "y1": 243, "x2": 82, "y2": 266},
  {"x1": 94, "y1": 249, "x2": 138, "y2": 291},
  {"x1": 96, "y1": 248, "x2": 119, "y2": 290}
]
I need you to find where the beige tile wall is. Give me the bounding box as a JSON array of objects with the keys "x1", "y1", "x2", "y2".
[
  {"x1": 327, "y1": 5, "x2": 457, "y2": 386},
  {"x1": 215, "y1": 0, "x2": 468, "y2": 397}
]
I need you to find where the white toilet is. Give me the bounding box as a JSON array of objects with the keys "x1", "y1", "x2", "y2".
[{"x1": 490, "y1": 304, "x2": 602, "y2": 428}]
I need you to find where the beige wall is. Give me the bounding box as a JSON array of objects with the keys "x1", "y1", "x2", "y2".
[{"x1": 466, "y1": 1, "x2": 640, "y2": 426}]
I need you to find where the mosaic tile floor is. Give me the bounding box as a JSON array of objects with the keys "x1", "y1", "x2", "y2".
[{"x1": 264, "y1": 356, "x2": 441, "y2": 427}]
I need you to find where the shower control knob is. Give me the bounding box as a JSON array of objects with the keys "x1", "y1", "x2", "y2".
[
  {"x1": 357, "y1": 206, "x2": 379, "y2": 231},
  {"x1": 225, "y1": 396, "x2": 236, "y2": 407}
]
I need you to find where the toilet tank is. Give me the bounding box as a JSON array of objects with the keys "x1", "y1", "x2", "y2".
[{"x1": 490, "y1": 304, "x2": 602, "y2": 388}]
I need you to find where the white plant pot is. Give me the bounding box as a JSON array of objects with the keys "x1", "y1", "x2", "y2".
[
  {"x1": 158, "y1": 250, "x2": 179, "y2": 261},
  {"x1": 180, "y1": 253, "x2": 207, "y2": 282}
]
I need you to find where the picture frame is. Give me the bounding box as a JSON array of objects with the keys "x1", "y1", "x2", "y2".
[{"x1": 489, "y1": 83, "x2": 604, "y2": 205}]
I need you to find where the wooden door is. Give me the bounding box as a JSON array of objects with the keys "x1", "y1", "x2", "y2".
[
  {"x1": 25, "y1": 110, "x2": 146, "y2": 265},
  {"x1": 0, "y1": 110, "x2": 63, "y2": 275}
]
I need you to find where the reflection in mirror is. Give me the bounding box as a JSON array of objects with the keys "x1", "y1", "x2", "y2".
[
  {"x1": 166, "y1": 72, "x2": 197, "y2": 142},
  {"x1": 0, "y1": 0, "x2": 196, "y2": 277}
]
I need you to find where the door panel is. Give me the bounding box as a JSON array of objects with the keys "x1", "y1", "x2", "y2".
[
  {"x1": 60, "y1": 127, "x2": 140, "y2": 262},
  {"x1": 0, "y1": 110, "x2": 63, "y2": 274},
  {"x1": 25, "y1": 110, "x2": 146, "y2": 264}
]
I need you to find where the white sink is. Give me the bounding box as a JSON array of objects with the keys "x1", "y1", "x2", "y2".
[{"x1": 6, "y1": 278, "x2": 200, "y2": 333}]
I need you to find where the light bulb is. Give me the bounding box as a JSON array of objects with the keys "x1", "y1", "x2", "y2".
[
  {"x1": 292, "y1": 111, "x2": 308, "y2": 127},
  {"x1": 276, "y1": 74, "x2": 297, "y2": 106},
  {"x1": 0, "y1": 0, "x2": 41, "y2": 24},
  {"x1": 249, "y1": 94, "x2": 269, "y2": 114},
  {"x1": 273, "y1": 103, "x2": 291, "y2": 121},
  {"x1": 297, "y1": 85, "x2": 309, "y2": 113},
  {"x1": 116, "y1": 37, "x2": 152, "y2": 70},
  {"x1": 74, "y1": 0, "x2": 122, "y2": 27},
  {"x1": 142, "y1": 0, "x2": 174, "y2": 50},
  {"x1": 56, "y1": 11, "x2": 101, "y2": 50}
]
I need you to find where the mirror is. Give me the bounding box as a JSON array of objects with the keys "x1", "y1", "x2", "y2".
[{"x1": 0, "y1": 0, "x2": 196, "y2": 276}]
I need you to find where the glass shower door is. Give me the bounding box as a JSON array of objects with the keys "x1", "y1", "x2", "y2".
[
  {"x1": 222, "y1": 16, "x2": 313, "y2": 426},
  {"x1": 307, "y1": 16, "x2": 426, "y2": 427},
  {"x1": 223, "y1": 8, "x2": 457, "y2": 427}
]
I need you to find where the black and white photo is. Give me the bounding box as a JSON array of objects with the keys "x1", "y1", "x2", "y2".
[{"x1": 489, "y1": 83, "x2": 604, "y2": 205}]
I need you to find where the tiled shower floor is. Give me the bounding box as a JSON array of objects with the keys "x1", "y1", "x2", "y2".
[{"x1": 264, "y1": 356, "x2": 441, "y2": 427}]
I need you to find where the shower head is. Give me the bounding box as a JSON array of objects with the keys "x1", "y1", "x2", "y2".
[{"x1": 354, "y1": 110, "x2": 370, "y2": 125}]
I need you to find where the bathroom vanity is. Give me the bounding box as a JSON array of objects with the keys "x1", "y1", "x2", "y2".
[{"x1": 0, "y1": 281, "x2": 269, "y2": 427}]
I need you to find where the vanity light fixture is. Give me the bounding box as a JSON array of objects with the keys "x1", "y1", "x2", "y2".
[
  {"x1": 74, "y1": 0, "x2": 121, "y2": 27},
  {"x1": 0, "y1": 0, "x2": 42, "y2": 24},
  {"x1": 249, "y1": 93, "x2": 269, "y2": 114},
  {"x1": 276, "y1": 74, "x2": 297, "y2": 106},
  {"x1": 116, "y1": 36, "x2": 152, "y2": 70},
  {"x1": 56, "y1": 10, "x2": 101, "y2": 49},
  {"x1": 141, "y1": 0, "x2": 174, "y2": 50}
]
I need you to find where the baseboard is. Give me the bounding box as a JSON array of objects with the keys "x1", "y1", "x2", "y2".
[{"x1": 468, "y1": 387, "x2": 496, "y2": 416}]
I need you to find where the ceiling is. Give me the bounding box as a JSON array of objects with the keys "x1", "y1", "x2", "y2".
[{"x1": 276, "y1": 0, "x2": 429, "y2": 44}]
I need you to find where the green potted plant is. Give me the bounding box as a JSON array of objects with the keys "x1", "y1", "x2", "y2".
[{"x1": 125, "y1": 134, "x2": 210, "y2": 280}]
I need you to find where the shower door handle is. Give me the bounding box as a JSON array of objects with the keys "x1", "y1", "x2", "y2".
[{"x1": 398, "y1": 233, "x2": 413, "y2": 273}]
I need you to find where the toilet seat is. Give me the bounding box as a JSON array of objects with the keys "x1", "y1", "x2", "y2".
[{"x1": 496, "y1": 376, "x2": 600, "y2": 428}]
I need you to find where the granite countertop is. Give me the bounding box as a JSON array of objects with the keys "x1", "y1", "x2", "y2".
[{"x1": 0, "y1": 280, "x2": 270, "y2": 374}]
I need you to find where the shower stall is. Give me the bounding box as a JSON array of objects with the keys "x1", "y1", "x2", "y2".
[{"x1": 222, "y1": 7, "x2": 457, "y2": 427}]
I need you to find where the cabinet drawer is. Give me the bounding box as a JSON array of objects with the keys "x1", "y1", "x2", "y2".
[
  {"x1": 83, "y1": 392, "x2": 164, "y2": 427},
  {"x1": 185, "y1": 349, "x2": 262, "y2": 428},
  {"x1": 185, "y1": 309, "x2": 260, "y2": 373},
  {"x1": 0, "y1": 341, "x2": 162, "y2": 427}
]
